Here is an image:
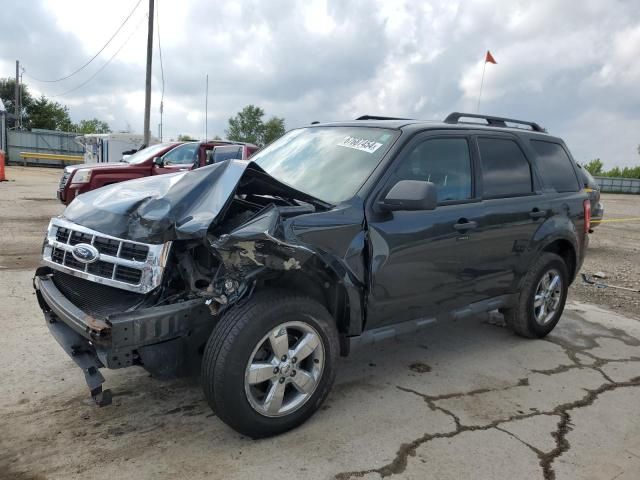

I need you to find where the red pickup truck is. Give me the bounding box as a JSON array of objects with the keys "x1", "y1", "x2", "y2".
[{"x1": 57, "y1": 141, "x2": 258, "y2": 205}]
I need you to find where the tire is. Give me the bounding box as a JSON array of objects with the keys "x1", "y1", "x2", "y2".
[
  {"x1": 502, "y1": 252, "x2": 569, "y2": 338},
  {"x1": 201, "y1": 289, "x2": 339, "y2": 438}
]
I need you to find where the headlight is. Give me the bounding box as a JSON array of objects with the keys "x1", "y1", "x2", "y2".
[{"x1": 70, "y1": 169, "x2": 92, "y2": 184}]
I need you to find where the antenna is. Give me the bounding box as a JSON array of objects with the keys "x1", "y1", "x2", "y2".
[{"x1": 205, "y1": 74, "x2": 209, "y2": 141}]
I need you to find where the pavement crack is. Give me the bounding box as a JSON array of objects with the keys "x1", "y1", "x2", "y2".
[
  {"x1": 396, "y1": 377, "x2": 529, "y2": 403},
  {"x1": 531, "y1": 364, "x2": 582, "y2": 375},
  {"x1": 335, "y1": 377, "x2": 640, "y2": 480},
  {"x1": 540, "y1": 376, "x2": 640, "y2": 480},
  {"x1": 495, "y1": 425, "x2": 544, "y2": 456}
]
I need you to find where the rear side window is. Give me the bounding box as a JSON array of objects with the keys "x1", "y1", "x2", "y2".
[
  {"x1": 530, "y1": 140, "x2": 580, "y2": 192},
  {"x1": 391, "y1": 138, "x2": 472, "y2": 202},
  {"x1": 478, "y1": 138, "x2": 532, "y2": 197}
]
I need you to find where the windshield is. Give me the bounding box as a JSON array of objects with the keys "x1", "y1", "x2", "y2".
[
  {"x1": 124, "y1": 143, "x2": 176, "y2": 164},
  {"x1": 251, "y1": 126, "x2": 398, "y2": 203}
]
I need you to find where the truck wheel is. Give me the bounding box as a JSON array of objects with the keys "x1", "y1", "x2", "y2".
[
  {"x1": 201, "y1": 289, "x2": 339, "y2": 438},
  {"x1": 502, "y1": 252, "x2": 569, "y2": 338}
]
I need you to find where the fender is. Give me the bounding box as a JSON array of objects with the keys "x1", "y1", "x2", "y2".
[
  {"x1": 205, "y1": 203, "x2": 367, "y2": 338},
  {"x1": 514, "y1": 213, "x2": 580, "y2": 290}
]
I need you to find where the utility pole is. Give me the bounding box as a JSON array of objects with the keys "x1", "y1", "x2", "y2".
[
  {"x1": 19, "y1": 67, "x2": 24, "y2": 129},
  {"x1": 14, "y1": 60, "x2": 19, "y2": 129},
  {"x1": 143, "y1": 0, "x2": 154, "y2": 146}
]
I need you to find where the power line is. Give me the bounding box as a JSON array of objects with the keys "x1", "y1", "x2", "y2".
[
  {"x1": 49, "y1": 15, "x2": 147, "y2": 98},
  {"x1": 24, "y1": 0, "x2": 142, "y2": 83}
]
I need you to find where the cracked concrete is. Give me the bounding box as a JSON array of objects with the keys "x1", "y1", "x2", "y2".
[
  {"x1": 1, "y1": 167, "x2": 639, "y2": 480},
  {"x1": 334, "y1": 309, "x2": 640, "y2": 480}
]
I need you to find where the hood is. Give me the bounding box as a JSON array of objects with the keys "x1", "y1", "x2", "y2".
[
  {"x1": 62, "y1": 160, "x2": 327, "y2": 243},
  {"x1": 66, "y1": 162, "x2": 129, "y2": 172}
]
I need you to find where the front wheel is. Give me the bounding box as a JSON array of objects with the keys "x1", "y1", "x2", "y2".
[
  {"x1": 502, "y1": 252, "x2": 569, "y2": 338},
  {"x1": 201, "y1": 289, "x2": 339, "y2": 438}
]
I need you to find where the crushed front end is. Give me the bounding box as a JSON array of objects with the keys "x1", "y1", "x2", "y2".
[
  {"x1": 34, "y1": 160, "x2": 362, "y2": 406},
  {"x1": 34, "y1": 217, "x2": 214, "y2": 404}
]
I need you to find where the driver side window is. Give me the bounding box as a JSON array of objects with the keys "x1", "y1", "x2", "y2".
[
  {"x1": 162, "y1": 143, "x2": 199, "y2": 165},
  {"x1": 390, "y1": 137, "x2": 472, "y2": 203}
]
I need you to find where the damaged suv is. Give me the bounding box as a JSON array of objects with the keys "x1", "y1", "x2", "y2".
[{"x1": 34, "y1": 113, "x2": 590, "y2": 437}]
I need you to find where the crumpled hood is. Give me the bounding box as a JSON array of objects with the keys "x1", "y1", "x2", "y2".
[
  {"x1": 62, "y1": 160, "x2": 325, "y2": 244},
  {"x1": 63, "y1": 160, "x2": 256, "y2": 243}
]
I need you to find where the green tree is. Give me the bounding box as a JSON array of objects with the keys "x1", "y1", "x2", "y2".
[
  {"x1": 226, "y1": 105, "x2": 266, "y2": 145},
  {"x1": 583, "y1": 158, "x2": 603, "y2": 176},
  {"x1": 226, "y1": 105, "x2": 287, "y2": 146},
  {"x1": 262, "y1": 116, "x2": 286, "y2": 145},
  {"x1": 28, "y1": 95, "x2": 73, "y2": 131},
  {"x1": 74, "y1": 118, "x2": 111, "y2": 134},
  {"x1": 0, "y1": 77, "x2": 34, "y2": 126},
  {"x1": 607, "y1": 166, "x2": 622, "y2": 178},
  {"x1": 177, "y1": 134, "x2": 198, "y2": 141}
]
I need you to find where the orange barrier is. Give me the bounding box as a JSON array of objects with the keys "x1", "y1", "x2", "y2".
[{"x1": 0, "y1": 150, "x2": 6, "y2": 182}]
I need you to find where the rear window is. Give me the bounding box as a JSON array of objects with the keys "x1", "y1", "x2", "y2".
[
  {"x1": 530, "y1": 140, "x2": 580, "y2": 192},
  {"x1": 478, "y1": 138, "x2": 532, "y2": 197}
]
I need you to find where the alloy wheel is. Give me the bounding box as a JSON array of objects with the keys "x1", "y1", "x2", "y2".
[
  {"x1": 533, "y1": 268, "x2": 563, "y2": 325},
  {"x1": 244, "y1": 321, "x2": 325, "y2": 417}
]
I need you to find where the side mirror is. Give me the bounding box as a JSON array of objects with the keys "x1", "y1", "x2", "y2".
[
  {"x1": 153, "y1": 156, "x2": 163, "y2": 167},
  {"x1": 380, "y1": 180, "x2": 438, "y2": 211}
]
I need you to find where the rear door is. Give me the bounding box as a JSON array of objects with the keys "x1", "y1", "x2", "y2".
[{"x1": 471, "y1": 133, "x2": 547, "y2": 293}]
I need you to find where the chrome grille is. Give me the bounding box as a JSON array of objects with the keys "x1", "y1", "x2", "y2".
[
  {"x1": 42, "y1": 218, "x2": 171, "y2": 294},
  {"x1": 58, "y1": 170, "x2": 71, "y2": 193}
]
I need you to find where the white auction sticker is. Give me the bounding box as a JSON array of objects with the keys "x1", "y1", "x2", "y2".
[{"x1": 337, "y1": 136, "x2": 383, "y2": 154}]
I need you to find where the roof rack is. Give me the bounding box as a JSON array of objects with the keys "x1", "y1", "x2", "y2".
[
  {"x1": 444, "y1": 112, "x2": 546, "y2": 133},
  {"x1": 356, "y1": 115, "x2": 413, "y2": 121}
]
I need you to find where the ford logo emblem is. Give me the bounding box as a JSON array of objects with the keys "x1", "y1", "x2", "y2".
[{"x1": 71, "y1": 243, "x2": 99, "y2": 264}]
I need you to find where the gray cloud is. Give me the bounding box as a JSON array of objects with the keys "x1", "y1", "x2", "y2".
[{"x1": 1, "y1": 0, "x2": 639, "y2": 167}]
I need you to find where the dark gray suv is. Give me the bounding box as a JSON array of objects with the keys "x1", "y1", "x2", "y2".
[{"x1": 34, "y1": 112, "x2": 590, "y2": 437}]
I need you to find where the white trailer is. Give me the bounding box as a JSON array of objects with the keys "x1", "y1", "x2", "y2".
[{"x1": 75, "y1": 133, "x2": 159, "y2": 163}]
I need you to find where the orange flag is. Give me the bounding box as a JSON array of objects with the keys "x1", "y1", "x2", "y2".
[{"x1": 485, "y1": 50, "x2": 497, "y2": 64}]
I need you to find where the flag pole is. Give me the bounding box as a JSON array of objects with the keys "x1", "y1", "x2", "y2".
[{"x1": 477, "y1": 60, "x2": 487, "y2": 113}]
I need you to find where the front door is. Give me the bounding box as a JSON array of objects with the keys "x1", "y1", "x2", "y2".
[
  {"x1": 153, "y1": 143, "x2": 200, "y2": 175},
  {"x1": 365, "y1": 132, "x2": 488, "y2": 328}
]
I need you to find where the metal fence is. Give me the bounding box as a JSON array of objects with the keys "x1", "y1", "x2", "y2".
[
  {"x1": 594, "y1": 176, "x2": 640, "y2": 194},
  {"x1": 7, "y1": 129, "x2": 84, "y2": 167}
]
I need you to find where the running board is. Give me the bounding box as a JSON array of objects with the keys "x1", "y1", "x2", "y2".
[
  {"x1": 348, "y1": 317, "x2": 437, "y2": 351},
  {"x1": 346, "y1": 294, "x2": 516, "y2": 353}
]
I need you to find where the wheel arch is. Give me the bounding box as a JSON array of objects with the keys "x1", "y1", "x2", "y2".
[
  {"x1": 540, "y1": 238, "x2": 577, "y2": 281},
  {"x1": 261, "y1": 262, "x2": 361, "y2": 356}
]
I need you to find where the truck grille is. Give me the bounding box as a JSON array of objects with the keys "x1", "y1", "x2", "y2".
[
  {"x1": 42, "y1": 218, "x2": 171, "y2": 294},
  {"x1": 58, "y1": 170, "x2": 71, "y2": 193}
]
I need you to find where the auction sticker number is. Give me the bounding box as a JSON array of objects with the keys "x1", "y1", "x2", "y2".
[{"x1": 338, "y1": 136, "x2": 383, "y2": 154}]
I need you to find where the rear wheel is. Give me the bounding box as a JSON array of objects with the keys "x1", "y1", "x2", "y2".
[
  {"x1": 502, "y1": 252, "x2": 569, "y2": 338},
  {"x1": 201, "y1": 289, "x2": 339, "y2": 438}
]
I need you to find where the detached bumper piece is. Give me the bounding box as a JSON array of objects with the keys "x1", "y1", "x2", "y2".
[
  {"x1": 45, "y1": 311, "x2": 112, "y2": 406},
  {"x1": 34, "y1": 269, "x2": 211, "y2": 406}
]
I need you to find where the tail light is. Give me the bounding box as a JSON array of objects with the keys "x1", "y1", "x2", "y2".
[{"x1": 583, "y1": 199, "x2": 591, "y2": 233}]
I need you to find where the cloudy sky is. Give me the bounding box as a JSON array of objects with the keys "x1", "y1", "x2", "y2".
[{"x1": 1, "y1": 0, "x2": 639, "y2": 167}]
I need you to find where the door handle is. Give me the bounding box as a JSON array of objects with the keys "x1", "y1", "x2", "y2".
[
  {"x1": 529, "y1": 208, "x2": 546, "y2": 219},
  {"x1": 453, "y1": 220, "x2": 478, "y2": 231}
]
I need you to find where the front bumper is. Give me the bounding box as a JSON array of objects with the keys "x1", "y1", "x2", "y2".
[{"x1": 34, "y1": 270, "x2": 211, "y2": 404}]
